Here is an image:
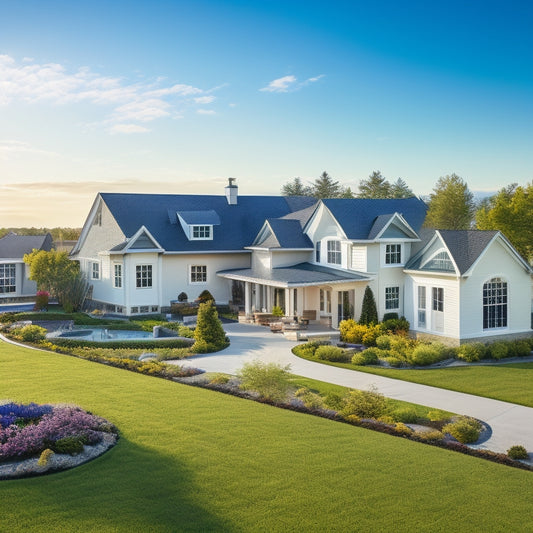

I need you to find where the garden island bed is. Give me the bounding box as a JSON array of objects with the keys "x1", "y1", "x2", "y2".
[{"x1": 0, "y1": 402, "x2": 119, "y2": 480}]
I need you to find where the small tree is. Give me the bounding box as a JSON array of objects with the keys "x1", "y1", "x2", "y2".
[
  {"x1": 197, "y1": 289, "x2": 215, "y2": 303},
  {"x1": 359, "y1": 286, "x2": 378, "y2": 325},
  {"x1": 236, "y1": 361, "x2": 292, "y2": 402},
  {"x1": 193, "y1": 300, "x2": 226, "y2": 350}
]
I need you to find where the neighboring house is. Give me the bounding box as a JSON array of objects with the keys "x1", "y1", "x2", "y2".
[
  {"x1": 0, "y1": 232, "x2": 54, "y2": 301},
  {"x1": 71, "y1": 180, "x2": 532, "y2": 344}
]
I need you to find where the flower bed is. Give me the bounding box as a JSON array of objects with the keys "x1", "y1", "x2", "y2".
[{"x1": 0, "y1": 402, "x2": 119, "y2": 480}]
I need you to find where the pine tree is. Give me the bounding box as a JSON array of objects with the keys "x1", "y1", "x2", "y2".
[
  {"x1": 281, "y1": 177, "x2": 312, "y2": 196},
  {"x1": 359, "y1": 286, "x2": 378, "y2": 325},
  {"x1": 194, "y1": 300, "x2": 227, "y2": 350}
]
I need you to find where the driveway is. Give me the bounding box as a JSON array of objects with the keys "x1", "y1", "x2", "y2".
[{"x1": 177, "y1": 322, "x2": 533, "y2": 456}]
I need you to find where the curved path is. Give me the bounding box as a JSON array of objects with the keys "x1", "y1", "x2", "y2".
[{"x1": 177, "y1": 323, "x2": 533, "y2": 456}]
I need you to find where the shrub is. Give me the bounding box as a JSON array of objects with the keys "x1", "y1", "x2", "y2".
[
  {"x1": 359, "y1": 286, "x2": 378, "y2": 325},
  {"x1": 456, "y1": 343, "x2": 485, "y2": 362},
  {"x1": 488, "y1": 341, "x2": 509, "y2": 360},
  {"x1": 443, "y1": 416, "x2": 483, "y2": 444},
  {"x1": 340, "y1": 386, "x2": 387, "y2": 419},
  {"x1": 339, "y1": 320, "x2": 382, "y2": 346},
  {"x1": 12, "y1": 324, "x2": 47, "y2": 343},
  {"x1": 351, "y1": 347, "x2": 383, "y2": 366},
  {"x1": 382, "y1": 356, "x2": 404, "y2": 367},
  {"x1": 427, "y1": 409, "x2": 450, "y2": 422},
  {"x1": 292, "y1": 342, "x2": 319, "y2": 358},
  {"x1": 382, "y1": 312, "x2": 399, "y2": 321},
  {"x1": 315, "y1": 345, "x2": 348, "y2": 362},
  {"x1": 507, "y1": 445, "x2": 529, "y2": 460},
  {"x1": 415, "y1": 429, "x2": 445, "y2": 442},
  {"x1": 209, "y1": 373, "x2": 230, "y2": 385},
  {"x1": 295, "y1": 388, "x2": 326, "y2": 410},
  {"x1": 324, "y1": 392, "x2": 344, "y2": 411},
  {"x1": 392, "y1": 407, "x2": 419, "y2": 424},
  {"x1": 394, "y1": 423, "x2": 413, "y2": 436},
  {"x1": 389, "y1": 336, "x2": 415, "y2": 358},
  {"x1": 37, "y1": 448, "x2": 54, "y2": 466},
  {"x1": 197, "y1": 290, "x2": 215, "y2": 303},
  {"x1": 408, "y1": 343, "x2": 448, "y2": 366},
  {"x1": 194, "y1": 301, "x2": 227, "y2": 350},
  {"x1": 34, "y1": 290, "x2": 50, "y2": 311},
  {"x1": 271, "y1": 306, "x2": 284, "y2": 317},
  {"x1": 381, "y1": 317, "x2": 410, "y2": 335},
  {"x1": 375, "y1": 335, "x2": 393, "y2": 350},
  {"x1": 177, "y1": 292, "x2": 188, "y2": 302},
  {"x1": 236, "y1": 361, "x2": 292, "y2": 403},
  {"x1": 507, "y1": 340, "x2": 531, "y2": 358},
  {"x1": 52, "y1": 436, "x2": 86, "y2": 455}
]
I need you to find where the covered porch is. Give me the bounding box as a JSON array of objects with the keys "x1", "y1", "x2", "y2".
[{"x1": 218, "y1": 262, "x2": 372, "y2": 332}]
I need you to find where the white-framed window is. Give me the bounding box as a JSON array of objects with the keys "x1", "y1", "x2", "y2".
[
  {"x1": 327, "y1": 240, "x2": 341, "y2": 265},
  {"x1": 418, "y1": 286, "x2": 426, "y2": 327},
  {"x1": 422, "y1": 250, "x2": 454, "y2": 272},
  {"x1": 191, "y1": 225, "x2": 212, "y2": 240},
  {"x1": 190, "y1": 265, "x2": 207, "y2": 283},
  {"x1": 315, "y1": 241, "x2": 321, "y2": 263},
  {"x1": 114, "y1": 264, "x2": 122, "y2": 288},
  {"x1": 136, "y1": 265, "x2": 152, "y2": 288},
  {"x1": 483, "y1": 278, "x2": 507, "y2": 329},
  {"x1": 385, "y1": 286, "x2": 400, "y2": 310},
  {"x1": 385, "y1": 244, "x2": 402, "y2": 265},
  {"x1": 91, "y1": 262, "x2": 100, "y2": 280},
  {"x1": 432, "y1": 287, "x2": 444, "y2": 312},
  {"x1": 0, "y1": 263, "x2": 16, "y2": 293}
]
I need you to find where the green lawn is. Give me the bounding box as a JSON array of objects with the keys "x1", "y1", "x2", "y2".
[
  {"x1": 294, "y1": 350, "x2": 533, "y2": 407},
  {"x1": 1, "y1": 342, "x2": 532, "y2": 532}
]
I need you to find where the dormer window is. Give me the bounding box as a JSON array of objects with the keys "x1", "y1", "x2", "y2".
[
  {"x1": 192, "y1": 225, "x2": 212, "y2": 239},
  {"x1": 327, "y1": 240, "x2": 341, "y2": 265},
  {"x1": 385, "y1": 244, "x2": 402, "y2": 265}
]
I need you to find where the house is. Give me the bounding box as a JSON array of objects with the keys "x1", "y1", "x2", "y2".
[
  {"x1": 0, "y1": 232, "x2": 54, "y2": 301},
  {"x1": 71, "y1": 180, "x2": 532, "y2": 345}
]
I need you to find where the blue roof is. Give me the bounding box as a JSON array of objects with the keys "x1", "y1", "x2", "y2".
[
  {"x1": 100, "y1": 193, "x2": 316, "y2": 252},
  {"x1": 0, "y1": 232, "x2": 53, "y2": 258},
  {"x1": 264, "y1": 219, "x2": 313, "y2": 249},
  {"x1": 177, "y1": 210, "x2": 221, "y2": 225},
  {"x1": 321, "y1": 197, "x2": 427, "y2": 240}
]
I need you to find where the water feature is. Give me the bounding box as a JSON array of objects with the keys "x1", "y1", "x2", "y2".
[{"x1": 48, "y1": 328, "x2": 155, "y2": 342}]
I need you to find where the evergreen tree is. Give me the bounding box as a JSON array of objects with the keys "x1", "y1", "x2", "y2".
[
  {"x1": 357, "y1": 171, "x2": 392, "y2": 199},
  {"x1": 390, "y1": 178, "x2": 414, "y2": 198},
  {"x1": 311, "y1": 171, "x2": 343, "y2": 198},
  {"x1": 424, "y1": 174, "x2": 475, "y2": 230},
  {"x1": 280, "y1": 177, "x2": 312, "y2": 196},
  {"x1": 194, "y1": 300, "x2": 227, "y2": 349},
  {"x1": 359, "y1": 286, "x2": 378, "y2": 325}
]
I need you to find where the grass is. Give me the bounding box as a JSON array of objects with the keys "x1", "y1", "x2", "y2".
[
  {"x1": 293, "y1": 349, "x2": 533, "y2": 407},
  {"x1": 1, "y1": 342, "x2": 532, "y2": 532}
]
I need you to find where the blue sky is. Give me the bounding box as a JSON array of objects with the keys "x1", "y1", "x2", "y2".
[{"x1": 1, "y1": 0, "x2": 533, "y2": 226}]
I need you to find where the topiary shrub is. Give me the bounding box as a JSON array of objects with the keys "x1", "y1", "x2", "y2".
[
  {"x1": 359, "y1": 286, "x2": 378, "y2": 325},
  {"x1": 236, "y1": 360, "x2": 291, "y2": 403},
  {"x1": 351, "y1": 347, "x2": 384, "y2": 365},
  {"x1": 507, "y1": 445, "x2": 529, "y2": 460},
  {"x1": 197, "y1": 289, "x2": 215, "y2": 303},
  {"x1": 443, "y1": 416, "x2": 482, "y2": 444},
  {"x1": 456, "y1": 342, "x2": 486, "y2": 362},
  {"x1": 193, "y1": 300, "x2": 227, "y2": 351},
  {"x1": 315, "y1": 345, "x2": 349, "y2": 362},
  {"x1": 340, "y1": 386, "x2": 387, "y2": 419},
  {"x1": 177, "y1": 292, "x2": 188, "y2": 302}
]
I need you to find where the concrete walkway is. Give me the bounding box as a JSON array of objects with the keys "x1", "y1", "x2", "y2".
[{"x1": 176, "y1": 322, "x2": 533, "y2": 456}]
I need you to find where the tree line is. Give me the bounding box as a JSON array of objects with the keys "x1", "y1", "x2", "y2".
[
  {"x1": 281, "y1": 171, "x2": 533, "y2": 263},
  {"x1": 0, "y1": 227, "x2": 82, "y2": 241}
]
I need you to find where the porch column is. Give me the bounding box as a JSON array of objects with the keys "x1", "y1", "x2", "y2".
[
  {"x1": 266, "y1": 286, "x2": 272, "y2": 311},
  {"x1": 244, "y1": 282, "x2": 252, "y2": 317},
  {"x1": 285, "y1": 288, "x2": 291, "y2": 316},
  {"x1": 331, "y1": 290, "x2": 339, "y2": 328}
]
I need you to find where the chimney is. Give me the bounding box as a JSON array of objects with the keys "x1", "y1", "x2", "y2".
[{"x1": 225, "y1": 177, "x2": 238, "y2": 205}]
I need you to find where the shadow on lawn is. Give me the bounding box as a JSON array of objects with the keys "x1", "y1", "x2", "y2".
[{"x1": 0, "y1": 438, "x2": 236, "y2": 532}]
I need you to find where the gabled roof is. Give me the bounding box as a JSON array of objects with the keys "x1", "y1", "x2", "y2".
[
  {"x1": 319, "y1": 197, "x2": 427, "y2": 240},
  {"x1": 405, "y1": 229, "x2": 517, "y2": 276},
  {"x1": 176, "y1": 210, "x2": 221, "y2": 226},
  {"x1": 367, "y1": 212, "x2": 419, "y2": 240},
  {"x1": 252, "y1": 219, "x2": 313, "y2": 249},
  {"x1": 0, "y1": 232, "x2": 53, "y2": 259},
  {"x1": 96, "y1": 193, "x2": 316, "y2": 253}
]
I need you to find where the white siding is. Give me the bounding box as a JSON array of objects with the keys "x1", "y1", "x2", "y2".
[
  {"x1": 351, "y1": 246, "x2": 367, "y2": 271},
  {"x1": 271, "y1": 250, "x2": 312, "y2": 268}
]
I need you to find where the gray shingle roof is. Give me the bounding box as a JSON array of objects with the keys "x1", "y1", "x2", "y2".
[
  {"x1": 263, "y1": 219, "x2": 313, "y2": 249},
  {"x1": 321, "y1": 197, "x2": 427, "y2": 240},
  {"x1": 218, "y1": 262, "x2": 370, "y2": 287},
  {"x1": 0, "y1": 233, "x2": 53, "y2": 259}
]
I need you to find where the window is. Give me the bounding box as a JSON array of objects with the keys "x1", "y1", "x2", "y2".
[
  {"x1": 190, "y1": 265, "x2": 207, "y2": 283},
  {"x1": 315, "y1": 241, "x2": 321, "y2": 263},
  {"x1": 418, "y1": 286, "x2": 426, "y2": 327},
  {"x1": 327, "y1": 240, "x2": 341, "y2": 265},
  {"x1": 483, "y1": 278, "x2": 507, "y2": 329},
  {"x1": 320, "y1": 289, "x2": 332, "y2": 314},
  {"x1": 114, "y1": 264, "x2": 122, "y2": 288},
  {"x1": 0, "y1": 264, "x2": 16, "y2": 293},
  {"x1": 423, "y1": 250, "x2": 454, "y2": 272},
  {"x1": 192, "y1": 225, "x2": 211, "y2": 239},
  {"x1": 385, "y1": 244, "x2": 401, "y2": 265},
  {"x1": 91, "y1": 262, "x2": 100, "y2": 280},
  {"x1": 432, "y1": 287, "x2": 444, "y2": 312},
  {"x1": 385, "y1": 286, "x2": 400, "y2": 310},
  {"x1": 136, "y1": 265, "x2": 152, "y2": 288}
]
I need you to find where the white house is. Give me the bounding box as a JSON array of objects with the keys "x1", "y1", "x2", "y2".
[
  {"x1": 71, "y1": 180, "x2": 532, "y2": 345},
  {"x1": 0, "y1": 232, "x2": 54, "y2": 301}
]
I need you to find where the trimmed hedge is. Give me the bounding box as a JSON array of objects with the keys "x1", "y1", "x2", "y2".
[{"x1": 48, "y1": 337, "x2": 194, "y2": 350}]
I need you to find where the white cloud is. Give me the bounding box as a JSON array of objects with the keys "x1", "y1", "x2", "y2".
[
  {"x1": 0, "y1": 54, "x2": 222, "y2": 133},
  {"x1": 197, "y1": 109, "x2": 216, "y2": 115},
  {"x1": 260, "y1": 74, "x2": 325, "y2": 93},
  {"x1": 0, "y1": 140, "x2": 59, "y2": 160},
  {"x1": 109, "y1": 124, "x2": 150, "y2": 134},
  {"x1": 194, "y1": 95, "x2": 216, "y2": 104},
  {"x1": 260, "y1": 75, "x2": 297, "y2": 93}
]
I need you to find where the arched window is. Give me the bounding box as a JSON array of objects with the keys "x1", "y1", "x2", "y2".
[{"x1": 483, "y1": 278, "x2": 507, "y2": 329}]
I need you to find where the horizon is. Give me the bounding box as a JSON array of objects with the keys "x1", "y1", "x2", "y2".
[{"x1": 1, "y1": 1, "x2": 532, "y2": 226}]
